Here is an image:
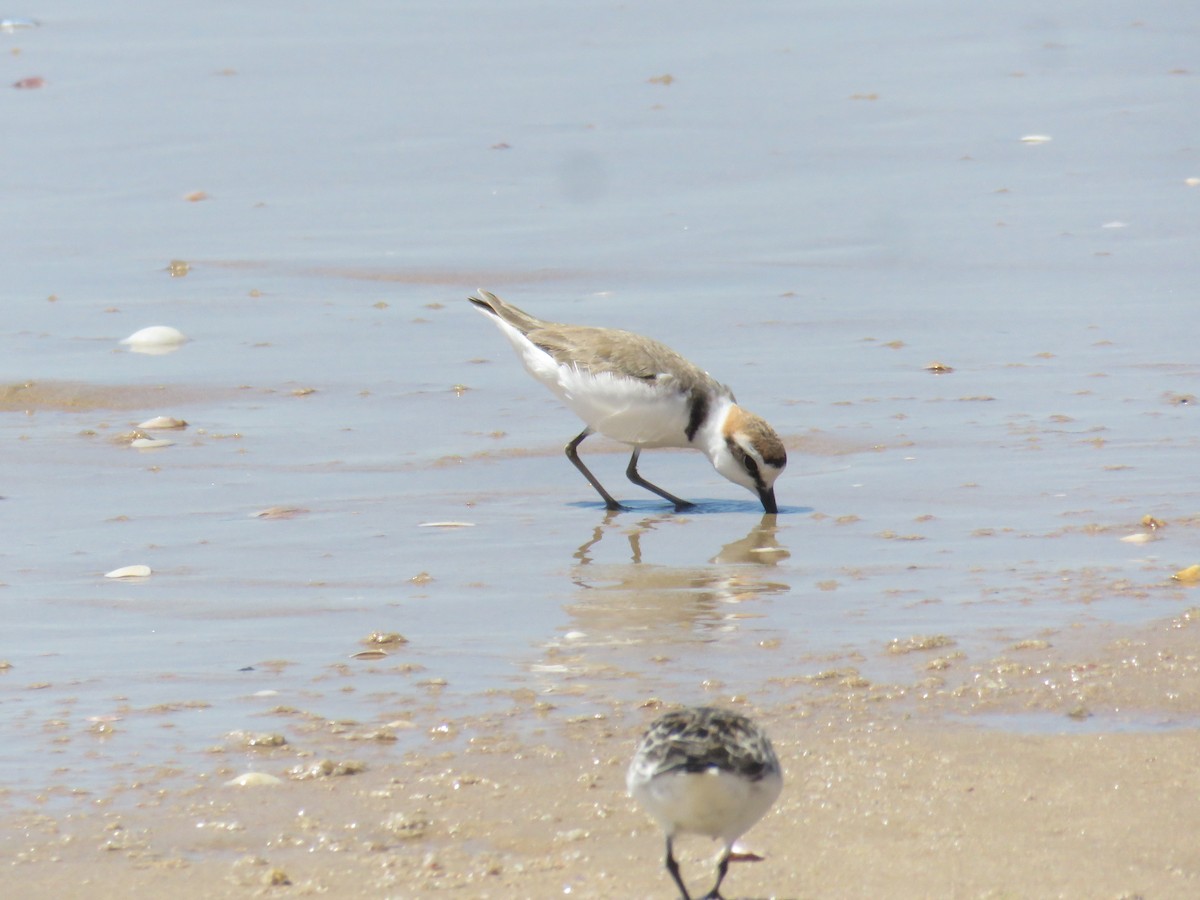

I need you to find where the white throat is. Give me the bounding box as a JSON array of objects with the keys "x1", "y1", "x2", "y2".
[{"x1": 696, "y1": 394, "x2": 737, "y2": 460}]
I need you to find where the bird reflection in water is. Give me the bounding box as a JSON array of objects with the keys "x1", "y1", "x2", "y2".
[{"x1": 563, "y1": 513, "x2": 790, "y2": 641}]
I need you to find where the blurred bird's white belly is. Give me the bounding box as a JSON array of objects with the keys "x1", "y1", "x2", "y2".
[{"x1": 633, "y1": 767, "x2": 781, "y2": 842}]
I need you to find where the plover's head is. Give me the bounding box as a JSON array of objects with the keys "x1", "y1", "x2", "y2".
[{"x1": 712, "y1": 405, "x2": 787, "y2": 513}]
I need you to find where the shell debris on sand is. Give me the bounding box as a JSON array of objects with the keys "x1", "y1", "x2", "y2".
[
  {"x1": 1172, "y1": 565, "x2": 1200, "y2": 584},
  {"x1": 131, "y1": 436, "x2": 174, "y2": 449},
  {"x1": 105, "y1": 564, "x2": 152, "y2": 579},
  {"x1": 363, "y1": 631, "x2": 408, "y2": 646},
  {"x1": 225, "y1": 772, "x2": 283, "y2": 788},
  {"x1": 137, "y1": 416, "x2": 188, "y2": 430},
  {"x1": 251, "y1": 506, "x2": 309, "y2": 519}
]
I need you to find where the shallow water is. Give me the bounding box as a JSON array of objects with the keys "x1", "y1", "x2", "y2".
[{"x1": 3, "y1": 1, "x2": 1198, "y2": 798}]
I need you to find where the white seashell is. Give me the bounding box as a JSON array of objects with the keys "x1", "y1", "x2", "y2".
[
  {"x1": 105, "y1": 564, "x2": 152, "y2": 579},
  {"x1": 121, "y1": 325, "x2": 188, "y2": 346},
  {"x1": 1185, "y1": 177, "x2": 1199, "y2": 187},
  {"x1": 120, "y1": 326, "x2": 188, "y2": 355},
  {"x1": 131, "y1": 437, "x2": 174, "y2": 449},
  {"x1": 1119, "y1": 533, "x2": 1157, "y2": 544},
  {"x1": 1020, "y1": 134, "x2": 1052, "y2": 143},
  {"x1": 225, "y1": 772, "x2": 283, "y2": 788},
  {"x1": 137, "y1": 416, "x2": 188, "y2": 430},
  {"x1": 1101, "y1": 221, "x2": 1128, "y2": 229},
  {"x1": 417, "y1": 521, "x2": 476, "y2": 528}
]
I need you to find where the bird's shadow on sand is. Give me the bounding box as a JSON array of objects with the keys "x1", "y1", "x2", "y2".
[{"x1": 567, "y1": 499, "x2": 813, "y2": 515}]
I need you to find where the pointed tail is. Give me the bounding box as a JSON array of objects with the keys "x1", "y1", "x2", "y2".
[{"x1": 468, "y1": 290, "x2": 546, "y2": 335}]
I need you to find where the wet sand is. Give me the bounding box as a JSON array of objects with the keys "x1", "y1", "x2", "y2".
[{"x1": 5, "y1": 607, "x2": 1200, "y2": 899}]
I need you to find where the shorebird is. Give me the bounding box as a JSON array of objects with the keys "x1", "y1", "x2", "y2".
[
  {"x1": 627, "y1": 706, "x2": 783, "y2": 900},
  {"x1": 468, "y1": 290, "x2": 786, "y2": 512}
]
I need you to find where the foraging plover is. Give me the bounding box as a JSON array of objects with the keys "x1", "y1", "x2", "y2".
[
  {"x1": 469, "y1": 291, "x2": 786, "y2": 512},
  {"x1": 627, "y1": 706, "x2": 783, "y2": 900}
]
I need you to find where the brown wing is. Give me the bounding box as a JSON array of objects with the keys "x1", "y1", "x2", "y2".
[
  {"x1": 529, "y1": 324, "x2": 719, "y2": 393},
  {"x1": 471, "y1": 289, "x2": 728, "y2": 397}
]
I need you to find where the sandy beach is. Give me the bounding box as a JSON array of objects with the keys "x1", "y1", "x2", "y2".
[{"x1": 6, "y1": 604, "x2": 1200, "y2": 899}]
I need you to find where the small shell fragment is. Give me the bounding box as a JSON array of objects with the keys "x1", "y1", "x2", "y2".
[
  {"x1": 1020, "y1": 134, "x2": 1052, "y2": 143},
  {"x1": 417, "y1": 521, "x2": 475, "y2": 528},
  {"x1": 252, "y1": 506, "x2": 309, "y2": 519},
  {"x1": 886, "y1": 634, "x2": 956, "y2": 654},
  {"x1": 350, "y1": 649, "x2": 389, "y2": 660},
  {"x1": 1172, "y1": 565, "x2": 1200, "y2": 584},
  {"x1": 363, "y1": 632, "x2": 408, "y2": 646},
  {"x1": 225, "y1": 772, "x2": 283, "y2": 788},
  {"x1": 105, "y1": 564, "x2": 151, "y2": 579},
  {"x1": 1, "y1": 18, "x2": 41, "y2": 31},
  {"x1": 137, "y1": 416, "x2": 188, "y2": 430},
  {"x1": 289, "y1": 759, "x2": 366, "y2": 779},
  {"x1": 230, "y1": 731, "x2": 288, "y2": 748},
  {"x1": 131, "y1": 437, "x2": 174, "y2": 449},
  {"x1": 1120, "y1": 533, "x2": 1157, "y2": 544},
  {"x1": 923, "y1": 361, "x2": 954, "y2": 374}
]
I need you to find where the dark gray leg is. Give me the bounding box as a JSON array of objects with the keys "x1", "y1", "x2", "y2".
[
  {"x1": 702, "y1": 846, "x2": 731, "y2": 900},
  {"x1": 626, "y1": 448, "x2": 695, "y2": 510},
  {"x1": 565, "y1": 428, "x2": 623, "y2": 510},
  {"x1": 665, "y1": 836, "x2": 692, "y2": 900}
]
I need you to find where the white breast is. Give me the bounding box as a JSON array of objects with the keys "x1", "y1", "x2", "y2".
[
  {"x1": 555, "y1": 366, "x2": 692, "y2": 447},
  {"x1": 633, "y1": 766, "x2": 782, "y2": 842}
]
